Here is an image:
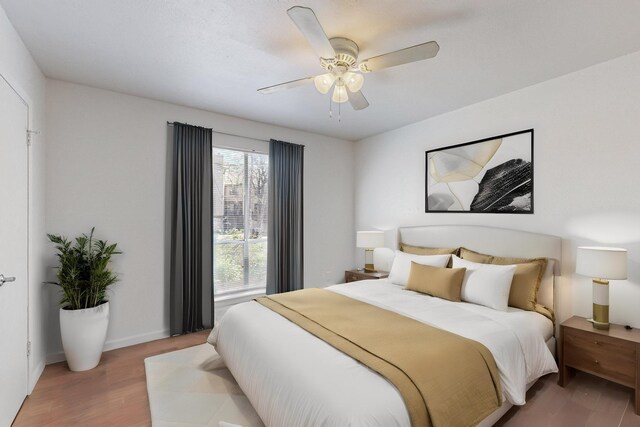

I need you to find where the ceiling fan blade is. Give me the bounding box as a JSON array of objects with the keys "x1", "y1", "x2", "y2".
[
  {"x1": 287, "y1": 6, "x2": 336, "y2": 59},
  {"x1": 257, "y1": 77, "x2": 314, "y2": 94},
  {"x1": 358, "y1": 41, "x2": 439, "y2": 73},
  {"x1": 347, "y1": 88, "x2": 369, "y2": 110}
]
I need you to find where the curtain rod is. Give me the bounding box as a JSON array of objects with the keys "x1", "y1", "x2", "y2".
[{"x1": 167, "y1": 121, "x2": 270, "y2": 144}]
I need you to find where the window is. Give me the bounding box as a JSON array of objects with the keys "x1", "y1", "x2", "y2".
[{"x1": 213, "y1": 148, "x2": 268, "y2": 296}]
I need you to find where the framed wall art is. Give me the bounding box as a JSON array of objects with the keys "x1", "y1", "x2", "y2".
[{"x1": 425, "y1": 129, "x2": 533, "y2": 213}]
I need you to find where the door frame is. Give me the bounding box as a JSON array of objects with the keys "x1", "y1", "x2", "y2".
[{"x1": 0, "y1": 68, "x2": 33, "y2": 393}]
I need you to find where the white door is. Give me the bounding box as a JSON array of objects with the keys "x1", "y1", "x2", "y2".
[{"x1": 0, "y1": 75, "x2": 29, "y2": 426}]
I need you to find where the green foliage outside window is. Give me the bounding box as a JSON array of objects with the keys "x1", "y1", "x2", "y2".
[{"x1": 214, "y1": 229, "x2": 267, "y2": 292}]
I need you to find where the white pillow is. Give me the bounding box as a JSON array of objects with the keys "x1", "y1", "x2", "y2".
[
  {"x1": 452, "y1": 255, "x2": 516, "y2": 311},
  {"x1": 388, "y1": 251, "x2": 451, "y2": 286}
]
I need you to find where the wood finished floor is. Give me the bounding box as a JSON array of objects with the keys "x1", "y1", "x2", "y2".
[
  {"x1": 497, "y1": 371, "x2": 640, "y2": 427},
  {"x1": 13, "y1": 330, "x2": 210, "y2": 427},
  {"x1": 14, "y1": 332, "x2": 640, "y2": 427}
]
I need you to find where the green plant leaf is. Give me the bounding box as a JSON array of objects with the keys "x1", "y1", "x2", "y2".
[{"x1": 46, "y1": 228, "x2": 122, "y2": 310}]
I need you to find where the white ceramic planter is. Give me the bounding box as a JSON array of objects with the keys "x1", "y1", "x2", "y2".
[{"x1": 59, "y1": 301, "x2": 109, "y2": 371}]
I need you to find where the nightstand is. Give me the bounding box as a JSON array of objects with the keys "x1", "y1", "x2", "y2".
[
  {"x1": 559, "y1": 316, "x2": 640, "y2": 415},
  {"x1": 344, "y1": 269, "x2": 389, "y2": 283}
]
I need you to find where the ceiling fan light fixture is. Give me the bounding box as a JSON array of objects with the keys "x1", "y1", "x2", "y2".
[
  {"x1": 260, "y1": 6, "x2": 440, "y2": 114},
  {"x1": 314, "y1": 73, "x2": 335, "y2": 94},
  {"x1": 344, "y1": 72, "x2": 364, "y2": 92},
  {"x1": 332, "y1": 84, "x2": 349, "y2": 103}
]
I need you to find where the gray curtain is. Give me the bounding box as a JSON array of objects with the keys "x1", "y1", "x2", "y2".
[
  {"x1": 267, "y1": 139, "x2": 304, "y2": 294},
  {"x1": 169, "y1": 122, "x2": 213, "y2": 334}
]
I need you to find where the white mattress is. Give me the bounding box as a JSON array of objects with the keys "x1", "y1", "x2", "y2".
[{"x1": 210, "y1": 280, "x2": 558, "y2": 426}]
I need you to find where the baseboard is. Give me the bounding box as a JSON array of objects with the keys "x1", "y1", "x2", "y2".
[
  {"x1": 46, "y1": 328, "x2": 170, "y2": 365},
  {"x1": 102, "y1": 329, "x2": 171, "y2": 352},
  {"x1": 46, "y1": 351, "x2": 66, "y2": 364},
  {"x1": 28, "y1": 360, "x2": 46, "y2": 394}
]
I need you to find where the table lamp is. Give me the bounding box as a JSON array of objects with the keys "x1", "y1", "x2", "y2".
[
  {"x1": 576, "y1": 246, "x2": 627, "y2": 330},
  {"x1": 357, "y1": 231, "x2": 385, "y2": 272}
]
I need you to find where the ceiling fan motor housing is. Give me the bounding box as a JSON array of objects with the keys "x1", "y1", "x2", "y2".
[{"x1": 321, "y1": 37, "x2": 359, "y2": 71}]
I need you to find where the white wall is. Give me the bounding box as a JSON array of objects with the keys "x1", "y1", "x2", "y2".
[
  {"x1": 0, "y1": 5, "x2": 47, "y2": 392},
  {"x1": 355, "y1": 51, "x2": 640, "y2": 327},
  {"x1": 44, "y1": 80, "x2": 354, "y2": 361}
]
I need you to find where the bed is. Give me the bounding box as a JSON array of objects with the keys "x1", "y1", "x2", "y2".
[{"x1": 209, "y1": 225, "x2": 562, "y2": 426}]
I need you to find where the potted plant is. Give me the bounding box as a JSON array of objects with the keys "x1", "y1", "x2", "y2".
[{"x1": 47, "y1": 228, "x2": 121, "y2": 371}]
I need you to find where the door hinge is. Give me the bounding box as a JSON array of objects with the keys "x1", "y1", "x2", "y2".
[
  {"x1": 27, "y1": 341, "x2": 31, "y2": 357},
  {"x1": 26, "y1": 129, "x2": 39, "y2": 146}
]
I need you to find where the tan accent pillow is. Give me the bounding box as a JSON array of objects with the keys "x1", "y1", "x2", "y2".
[
  {"x1": 459, "y1": 247, "x2": 547, "y2": 311},
  {"x1": 400, "y1": 244, "x2": 459, "y2": 256},
  {"x1": 405, "y1": 262, "x2": 466, "y2": 302},
  {"x1": 534, "y1": 303, "x2": 554, "y2": 322},
  {"x1": 459, "y1": 247, "x2": 492, "y2": 263}
]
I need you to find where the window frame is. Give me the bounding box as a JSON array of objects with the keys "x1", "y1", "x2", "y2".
[{"x1": 212, "y1": 146, "x2": 269, "y2": 298}]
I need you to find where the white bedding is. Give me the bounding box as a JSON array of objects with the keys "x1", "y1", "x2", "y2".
[{"x1": 210, "y1": 280, "x2": 557, "y2": 426}]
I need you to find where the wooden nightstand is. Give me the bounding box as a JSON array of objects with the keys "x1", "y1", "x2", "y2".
[
  {"x1": 559, "y1": 316, "x2": 640, "y2": 415},
  {"x1": 345, "y1": 269, "x2": 389, "y2": 283}
]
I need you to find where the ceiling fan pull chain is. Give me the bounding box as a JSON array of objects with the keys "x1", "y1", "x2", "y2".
[{"x1": 329, "y1": 96, "x2": 332, "y2": 119}]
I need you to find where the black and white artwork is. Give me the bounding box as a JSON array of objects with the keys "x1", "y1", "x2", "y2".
[{"x1": 425, "y1": 129, "x2": 533, "y2": 213}]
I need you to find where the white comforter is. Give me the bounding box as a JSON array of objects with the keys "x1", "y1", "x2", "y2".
[{"x1": 210, "y1": 280, "x2": 557, "y2": 426}]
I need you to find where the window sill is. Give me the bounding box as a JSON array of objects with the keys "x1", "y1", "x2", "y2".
[{"x1": 214, "y1": 288, "x2": 265, "y2": 306}]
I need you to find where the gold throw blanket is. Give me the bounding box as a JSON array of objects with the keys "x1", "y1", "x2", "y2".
[{"x1": 256, "y1": 288, "x2": 502, "y2": 427}]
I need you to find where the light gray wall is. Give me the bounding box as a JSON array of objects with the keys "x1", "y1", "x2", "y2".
[
  {"x1": 0, "y1": 5, "x2": 48, "y2": 392},
  {"x1": 355, "y1": 51, "x2": 640, "y2": 328},
  {"x1": 44, "y1": 80, "x2": 355, "y2": 361}
]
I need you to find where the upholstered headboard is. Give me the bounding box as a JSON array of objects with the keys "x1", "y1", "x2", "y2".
[
  {"x1": 376, "y1": 225, "x2": 562, "y2": 310},
  {"x1": 399, "y1": 225, "x2": 561, "y2": 270}
]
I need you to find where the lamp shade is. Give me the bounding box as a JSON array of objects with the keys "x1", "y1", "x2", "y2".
[
  {"x1": 576, "y1": 246, "x2": 627, "y2": 280},
  {"x1": 314, "y1": 73, "x2": 335, "y2": 94},
  {"x1": 343, "y1": 72, "x2": 364, "y2": 92},
  {"x1": 332, "y1": 84, "x2": 348, "y2": 103},
  {"x1": 356, "y1": 231, "x2": 384, "y2": 249}
]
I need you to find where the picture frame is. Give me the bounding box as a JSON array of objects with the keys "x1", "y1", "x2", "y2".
[{"x1": 425, "y1": 129, "x2": 534, "y2": 213}]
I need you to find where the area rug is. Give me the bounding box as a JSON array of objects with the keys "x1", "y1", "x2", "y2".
[{"x1": 145, "y1": 344, "x2": 264, "y2": 427}]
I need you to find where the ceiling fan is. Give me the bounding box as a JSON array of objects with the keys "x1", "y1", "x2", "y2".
[{"x1": 257, "y1": 6, "x2": 440, "y2": 112}]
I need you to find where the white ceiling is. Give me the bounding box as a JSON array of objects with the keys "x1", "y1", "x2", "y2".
[{"x1": 3, "y1": 0, "x2": 640, "y2": 141}]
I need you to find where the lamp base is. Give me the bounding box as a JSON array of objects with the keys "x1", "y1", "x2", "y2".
[
  {"x1": 363, "y1": 249, "x2": 376, "y2": 272},
  {"x1": 591, "y1": 279, "x2": 610, "y2": 330},
  {"x1": 587, "y1": 318, "x2": 610, "y2": 330}
]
